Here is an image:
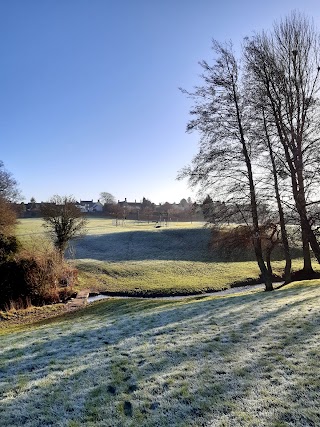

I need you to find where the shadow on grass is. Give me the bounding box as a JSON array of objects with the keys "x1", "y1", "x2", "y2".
[
  {"x1": 1, "y1": 285, "x2": 320, "y2": 426},
  {"x1": 70, "y1": 227, "x2": 303, "y2": 263},
  {"x1": 71, "y1": 228, "x2": 212, "y2": 262}
]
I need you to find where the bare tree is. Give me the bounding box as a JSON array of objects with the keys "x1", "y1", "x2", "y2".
[
  {"x1": 0, "y1": 161, "x2": 21, "y2": 202},
  {"x1": 180, "y1": 41, "x2": 274, "y2": 290},
  {"x1": 0, "y1": 162, "x2": 19, "y2": 247},
  {"x1": 41, "y1": 195, "x2": 87, "y2": 257},
  {"x1": 244, "y1": 99, "x2": 293, "y2": 283},
  {"x1": 245, "y1": 12, "x2": 320, "y2": 274},
  {"x1": 99, "y1": 192, "x2": 116, "y2": 205},
  {"x1": 105, "y1": 203, "x2": 123, "y2": 226}
]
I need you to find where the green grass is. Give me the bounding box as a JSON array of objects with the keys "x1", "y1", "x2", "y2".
[
  {"x1": 76, "y1": 259, "x2": 263, "y2": 295},
  {"x1": 16, "y1": 218, "x2": 263, "y2": 294},
  {"x1": 1, "y1": 281, "x2": 320, "y2": 426},
  {"x1": 16, "y1": 218, "x2": 316, "y2": 296}
]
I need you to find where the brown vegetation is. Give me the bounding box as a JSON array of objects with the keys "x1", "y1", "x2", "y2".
[
  {"x1": 0, "y1": 242, "x2": 77, "y2": 310},
  {"x1": 0, "y1": 197, "x2": 17, "y2": 236}
]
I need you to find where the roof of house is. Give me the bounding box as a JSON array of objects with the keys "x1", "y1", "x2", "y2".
[
  {"x1": 79, "y1": 200, "x2": 94, "y2": 206},
  {"x1": 118, "y1": 198, "x2": 142, "y2": 207}
]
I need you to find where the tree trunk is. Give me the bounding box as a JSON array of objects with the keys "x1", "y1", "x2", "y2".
[
  {"x1": 301, "y1": 229, "x2": 313, "y2": 271},
  {"x1": 294, "y1": 163, "x2": 315, "y2": 273},
  {"x1": 267, "y1": 99, "x2": 314, "y2": 274},
  {"x1": 265, "y1": 246, "x2": 273, "y2": 276},
  {"x1": 295, "y1": 165, "x2": 320, "y2": 265},
  {"x1": 262, "y1": 110, "x2": 292, "y2": 283},
  {"x1": 232, "y1": 82, "x2": 273, "y2": 291}
]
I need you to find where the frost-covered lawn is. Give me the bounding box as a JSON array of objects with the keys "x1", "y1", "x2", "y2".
[{"x1": 1, "y1": 281, "x2": 319, "y2": 426}]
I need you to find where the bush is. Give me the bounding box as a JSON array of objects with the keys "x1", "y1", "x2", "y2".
[
  {"x1": 0, "y1": 233, "x2": 20, "y2": 262},
  {"x1": 0, "y1": 196, "x2": 17, "y2": 236},
  {"x1": 209, "y1": 226, "x2": 255, "y2": 261},
  {"x1": 0, "y1": 259, "x2": 28, "y2": 308},
  {"x1": 0, "y1": 244, "x2": 77, "y2": 310}
]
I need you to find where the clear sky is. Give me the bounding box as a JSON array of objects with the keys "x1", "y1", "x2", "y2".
[{"x1": 1, "y1": 0, "x2": 320, "y2": 204}]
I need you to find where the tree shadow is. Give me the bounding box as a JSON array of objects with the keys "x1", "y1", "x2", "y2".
[
  {"x1": 70, "y1": 227, "x2": 304, "y2": 264},
  {"x1": 71, "y1": 228, "x2": 214, "y2": 262},
  {"x1": 1, "y1": 286, "x2": 319, "y2": 426}
]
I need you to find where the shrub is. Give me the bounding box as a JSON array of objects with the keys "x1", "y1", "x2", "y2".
[
  {"x1": 0, "y1": 259, "x2": 28, "y2": 308},
  {"x1": 209, "y1": 225, "x2": 288, "y2": 262},
  {"x1": 0, "y1": 243, "x2": 77, "y2": 309},
  {"x1": 0, "y1": 196, "x2": 17, "y2": 235},
  {"x1": 209, "y1": 226, "x2": 255, "y2": 261},
  {"x1": 0, "y1": 233, "x2": 20, "y2": 262},
  {"x1": 20, "y1": 246, "x2": 77, "y2": 305}
]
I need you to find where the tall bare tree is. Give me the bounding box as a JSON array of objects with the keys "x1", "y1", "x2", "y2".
[
  {"x1": 245, "y1": 12, "x2": 320, "y2": 274},
  {"x1": 180, "y1": 41, "x2": 274, "y2": 291}
]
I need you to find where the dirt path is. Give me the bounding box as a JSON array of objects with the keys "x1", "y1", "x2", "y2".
[{"x1": 66, "y1": 290, "x2": 90, "y2": 309}]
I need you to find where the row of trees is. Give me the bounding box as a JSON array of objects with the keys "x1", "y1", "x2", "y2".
[
  {"x1": 181, "y1": 12, "x2": 320, "y2": 291},
  {"x1": 100, "y1": 193, "x2": 201, "y2": 222}
]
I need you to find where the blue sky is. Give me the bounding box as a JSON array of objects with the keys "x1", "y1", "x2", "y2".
[{"x1": 1, "y1": 0, "x2": 320, "y2": 204}]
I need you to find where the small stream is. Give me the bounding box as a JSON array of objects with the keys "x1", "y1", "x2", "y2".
[
  {"x1": 87, "y1": 283, "x2": 274, "y2": 303},
  {"x1": 88, "y1": 294, "x2": 111, "y2": 303}
]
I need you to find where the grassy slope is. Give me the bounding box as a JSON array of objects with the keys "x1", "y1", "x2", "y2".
[
  {"x1": 1, "y1": 281, "x2": 320, "y2": 426},
  {"x1": 16, "y1": 218, "x2": 312, "y2": 295}
]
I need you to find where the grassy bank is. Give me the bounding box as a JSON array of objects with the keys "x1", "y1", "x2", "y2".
[
  {"x1": 76, "y1": 259, "x2": 264, "y2": 295},
  {"x1": 16, "y1": 218, "x2": 315, "y2": 296},
  {"x1": 1, "y1": 281, "x2": 319, "y2": 426}
]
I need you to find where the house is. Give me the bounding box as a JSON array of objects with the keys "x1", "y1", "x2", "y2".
[
  {"x1": 77, "y1": 200, "x2": 103, "y2": 213},
  {"x1": 92, "y1": 201, "x2": 103, "y2": 212},
  {"x1": 116, "y1": 198, "x2": 143, "y2": 219},
  {"x1": 118, "y1": 198, "x2": 143, "y2": 211}
]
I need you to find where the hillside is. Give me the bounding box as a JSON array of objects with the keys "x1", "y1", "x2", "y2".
[{"x1": 1, "y1": 281, "x2": 319, "y2": 426}]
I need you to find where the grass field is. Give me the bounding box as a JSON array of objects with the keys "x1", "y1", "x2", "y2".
[
  {"x1": 16, "y1": 218, "x2": 309, "y2": 296},
  {"x1": 1, "y1": 280, "x2": 319, "y2": 426}
]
